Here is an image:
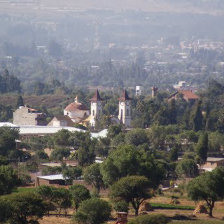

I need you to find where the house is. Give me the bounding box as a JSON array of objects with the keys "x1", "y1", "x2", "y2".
[
  {"x1": 64, "y1": 96, "x2": 89, "y2": 123},
  {"x1": 168, "y1": 90, "x2": 199, "y2": 103},
  {"x1": 13, "y1": 106, "x2": 46, "y2": 126},
  {"x1": 200, "y1": 157, "x2": 224, "y2": 172},
  {"x1": 48, "y1": 115, "x2": 74, "y2": 127},
  {"x1": 35, "y1": 174, "x2": 71, "y2": 187}
]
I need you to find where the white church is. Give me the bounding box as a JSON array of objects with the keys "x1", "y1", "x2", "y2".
[{"x1": 51, "y1": 89, "x2": 132, "y2": 128}]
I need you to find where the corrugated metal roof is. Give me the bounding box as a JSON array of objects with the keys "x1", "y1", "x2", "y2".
[
  {"x1": 0, "y1": 122, "x2": 108, "y2": 138},
  {"x1": 37, "y1": 174, "x2": 67, "y2": 180}
]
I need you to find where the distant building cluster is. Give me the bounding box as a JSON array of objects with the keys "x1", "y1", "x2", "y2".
[{"x1": 13, "y1": 89, "x2": 133, "y2": 129}]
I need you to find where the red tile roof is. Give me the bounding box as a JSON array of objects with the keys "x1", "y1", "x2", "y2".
[
  {"x1": 64, "y1": 102, "x2": 88, "y2": 112},
  {"x1": 179, "y1": 90, "x2": 199, "y2": 100}
]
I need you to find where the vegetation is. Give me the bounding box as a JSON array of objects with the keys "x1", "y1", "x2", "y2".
[
  {"x1": 110, "y1": 176, "x2": 151, "y2": 216},
  {"x1": 128, "y1": 214, "x2": 170, "y2": 224},
  {"x1": 73, "y1": 198, "x2": 111, "y2": 224},
  {"x1": 187, "y1": 167, "x2": 224, "y2": 217}
]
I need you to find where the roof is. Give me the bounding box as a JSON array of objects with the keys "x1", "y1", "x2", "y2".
[
  {"x1": 37, "y1": 174, "x2": 68, "y2": 181},
  {"x1": 179, "y1": 90, "x2": 199, "y2": 100},
  {"x1": 119, "y1": 90, "x2": 132, "y2": 101},
  {"x1": 49, "y1": 115, "x2": 74, "y2": 126},
  {"x1": 17, "y1": 125, "x2": 107, "y2": 138},
  {"x1": 0, "y1": 122, "x2": 19, "y2": 128},
  {"x1": 41, "y1": 162, "x2": 77, "y2": 167},
  {"x1": 90, "y1": 89, "x2": 103, "y2": 102},
  {"x1": 169, "y1": 90, "x2": 199, "y2": 100},
  {"x1": 19, "y1": 126, "x2": 86, "y2": 135},
  {"x1": 64, "y1": 102, "x2": 88, "y2": 112},
  {"x1": 206, "y1": 157, "x2": 224, "y2": 162}
]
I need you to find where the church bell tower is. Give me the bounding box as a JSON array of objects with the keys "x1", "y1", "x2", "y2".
[{"x1": 118, "y1": 90, "x2": 132, "y2": 127}]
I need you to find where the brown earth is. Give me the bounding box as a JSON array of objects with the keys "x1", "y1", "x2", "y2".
[{"x1": 0, "y1": 95, "x2": 68, "y2": 108}]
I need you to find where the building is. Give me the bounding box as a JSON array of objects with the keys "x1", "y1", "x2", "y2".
[
  {"x1": 13, "y1": 106, "x2": 46, "y2": 126},
  {"x1": 89, "y1": 89, "x2": 103, "y2": 127},
  {"x1": 35, "y1": 174, "x2": 70, "y2": 187},
  {"x1": 168, "y1": 90, "x2": 199, "y2": 103},
  {"x1": 118, "y1": 90, "x2": 132, "y2": 127},
  {"x1": 64, "y1": 96, "x2": 89, "y2": 123},
  {"x1": 136, "y1": 85, "x2": 144, "y2": 96},
  {"x1": 201, "y1": 157, "x2": 224, "y2": 172},
  {"x1": 48, "y1": 115, "x2": 74, "y2": 127},
  {"x1": 173, "y1": 81, "x2": 188, "y2": 90}
]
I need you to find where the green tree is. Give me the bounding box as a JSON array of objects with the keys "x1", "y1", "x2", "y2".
[
  {"x1": 125, "y1": 128, "x2": 148, "y2": 146},
  {"x1": 73, "y1": 198, "x2": 111, "y2": 224},
  {"x1": 62, "y1": 166, "x2": 82, "y2": 181},
  {"x1": 169, "y1": 99, "x2": 177, "y2": 124},
  {"x1": 101, "y1": 145, "x2": 165, "y2": 188},
  {"x1": 128, "y1": 214, "x2": 170, "y2": 224},
  {"x1": 84, "y1": 163, "x2": 104, "y2": 193},
  {"x1": 195, "y1": 132, "x2": 208, "y2": 164},
  {"x1": 107, "y1": 124, "x2": 122, "y2": 139},
  {"x1": 69, "y1": 184, "x2": 91, "y2": 211},
  {"x1": 188, "y1": 167, "x2": 224, "y2": 217},
  {"x1": 169, "y1": 146, "x2": 178, "y2": 162},
  {"x1": 110, "y1": 176, "x2": 151, "y2": 216},
  {"x1": 175, "y1": 159, "x2": 199, "y2": 178},
  {"x1": 50, "y1": 148, "x2": 70, "y2": 161},
  {"x1": 16, "y1": 95, "x2": 24, "y2": 108},
  {"x1": 191, "y1": 101, "x2": 203, "y2": 131},
  {"x1": 0, "y1": 127, "x2": 19, "y2": 157},
  {"x1": 3, "y1": 191, "x2": 46, "y2": 224},
  {"x1": 0, "y1": 165, "x2": 19, "y2": 195}
]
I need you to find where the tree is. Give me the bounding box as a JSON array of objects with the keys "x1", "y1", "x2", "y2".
[
  {"x1": 50, "y1": 148, "x2": 70, "y2": 161},
  {"x1": 69, "y1": 184, "x2": 91, "y2": 211},
  {"x1": 110, "y1": 176, "x2": 151, "y2": 216},
  {"x1": 62, "y1": 166, "x2": 82, "y2": 181},
  {"x1": 0, "y1": 165, "x2": 19, "y2": 195},
  {"x1": 52, "y1": 188, "x2": 71, "y2": 215},
  {"x1": 16, "y1": 95, "x2": 24, "y2": 108},
  {"x1": 188, "y1": 167, "x2": 224, "y2": 217},
  {"x1": 107, "y1": 124, "x2": 122, "y2": 139},
  {"x1": 3, "y1": 192, "x2": 46, "y2": 224},
  {"x1": 0, "y1": 199, "x2": 11, "y2": 223},
  {"x1": 169, "y1": 146, "x2": 178, "y2": 162},
  {"x1": 125, "y1": 128, "x2": 149, "y2": 146},
  {"x1": 84, "y1": 163, "x2": 104, "y2": 193},
  {"x1": 0, "y1": 127, "x2": 19, "y2": 157},
  {"x1": 175, "y1": 159, "x2": 199, "y2": 178},
  {"x1": 191, "y1": 101, "x2": 203, "y2": 131},
  {"x1": 169, "y1": 99, "x2": 177, "y2": 124},
  {"x1": 128, "y1": 214, "x2": 170, "y2": 224},
  {"x1": 73, "y1": 198, "x2": 111, "y2": 224},
  {"x1": 101, "y1": 145, "x2": 165, "y2": 188},
  {"x1": 195, "y1": 132, "x2": 208, "y2": 164}
]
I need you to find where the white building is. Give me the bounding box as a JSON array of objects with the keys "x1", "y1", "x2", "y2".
[
  {"x1": 89, "y1": 89, "x2": 103, "y2": 127},
  {"x1": 64, "y1": 96, "x2": 89, "y2": 123},
  {"x1": 118, "y1": 90, "x2": 132, "y2": 127},
  {"x1": 136, "y1": 85, "x2": 144, "y2": 96}
]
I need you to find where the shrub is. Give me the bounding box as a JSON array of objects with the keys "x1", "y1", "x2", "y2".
[
  {"x1": 128, "y1": 214, "x2": 170, "y2": 224},
  {"x1": 114, "y1": 200, "x2": 129, "y2": 213},
  {"x1": 73, "y1": 198, "x2": 111, "y2": 224}
]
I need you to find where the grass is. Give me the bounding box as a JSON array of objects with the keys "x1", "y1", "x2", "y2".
[
  {"x1": 171, "y1": 221, "x2": 224, "y2": 224},
  {"x1": 12, "y1": 187, "x2": 35, "y2": 194},
  {"x1": 151, "y1": 203, "x2": 195, "y2": 210}
]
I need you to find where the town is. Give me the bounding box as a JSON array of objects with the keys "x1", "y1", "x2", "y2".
[{"x1": 1, "y1": 1, "x2": 224, "y2": 224}]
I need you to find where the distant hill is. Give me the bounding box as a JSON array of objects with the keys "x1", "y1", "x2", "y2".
[{"x1": 1, "y1": 0, "x2": 224, "y2": 15}]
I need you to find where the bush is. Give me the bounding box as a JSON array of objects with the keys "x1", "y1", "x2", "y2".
[
  {"x1": 128, "y1": 214, "x2": 170, "y2": 224},
  {"x1": 114, "y1": 200, "x2": 129, "y2": 213},
  {"x1": 73, "y1": 198, "x2": 111, "y2": 224}
]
